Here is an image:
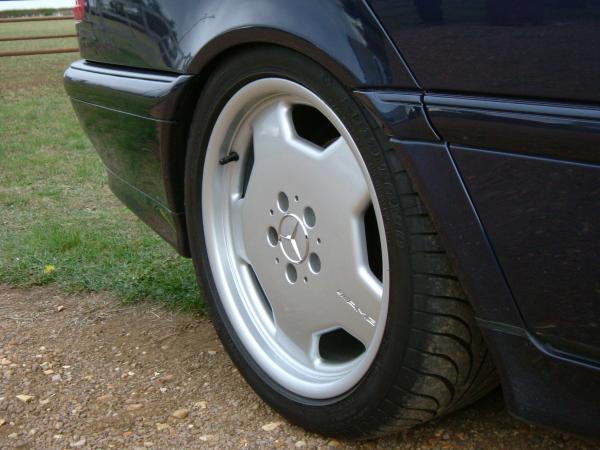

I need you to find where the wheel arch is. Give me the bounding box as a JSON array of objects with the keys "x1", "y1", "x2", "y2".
[{"x1": 165, "y1": 17, "x2": 416, "y2": 256}]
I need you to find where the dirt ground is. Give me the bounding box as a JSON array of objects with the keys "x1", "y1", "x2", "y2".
[{"x1": 0, "y1": 285, "x2": 595, "y2": 449}]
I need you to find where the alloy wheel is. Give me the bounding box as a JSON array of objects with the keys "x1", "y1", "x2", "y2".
[{"x1": 201, "y1": 78, "x2": 389, "y2": 399}]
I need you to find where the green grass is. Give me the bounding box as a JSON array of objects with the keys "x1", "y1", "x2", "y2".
[
  {"x1": 0, "y1": 23, "x2": 202, "y2": 311},
  {"x1": 0, "y1": 20, "x2": 75, "y2": 39},
  {"x1": 0, "y1": 8, "x2": 71, "y2": 19}
]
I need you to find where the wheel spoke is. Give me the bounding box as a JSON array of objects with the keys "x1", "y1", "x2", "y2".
[
  {"x1": 230, "y1": 197, "x2": 251, "y2": 265},
  {"x1": 320, "y1": 136, "x2": 370, "y2": 215},
  {"x1": 300, "y1": 215, "x2": 383, "y2": 348},
  {"x1": 251, "y1": 100, "x2": 295, "y2": 165},
  {"x1": 268, "y1": 290, "x2": 330, "y2": 360},
  {"x1": 331, "y1": 268, "x2": 382, "y2": 346}
]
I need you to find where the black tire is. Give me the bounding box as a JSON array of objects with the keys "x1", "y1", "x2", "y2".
[{"x1": 185, "y1": 46, "x2": 497, "y2": 439}]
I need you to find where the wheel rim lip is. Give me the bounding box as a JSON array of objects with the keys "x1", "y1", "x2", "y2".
[{"x1": 201, "y1": 78, "x2": 390, "y2": 399}]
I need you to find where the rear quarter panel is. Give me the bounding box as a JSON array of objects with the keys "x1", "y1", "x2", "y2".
[{"x1": 77, "y1": 0, "x2": 417, "y2": 89}]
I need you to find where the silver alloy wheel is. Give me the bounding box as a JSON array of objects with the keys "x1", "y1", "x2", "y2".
[{"x1": 202, "y1": 78, "x2": 389, "y2": 399}]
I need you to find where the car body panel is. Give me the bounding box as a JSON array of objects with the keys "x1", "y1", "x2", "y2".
[
  {"x1": 426, "y1": 94, "x2": 600, "y2": 164},
  {"x1": 64, "y1": 61, "x2": 190, "y2": 252},
  {"x1": 354, "y1": 91, "x2": 439, "y2": 142},
  {"x1": 368, "y1": 0, "x2": 600, "y2": 102},
  {"x1": 453, "y1": 145, "x2": 600, "y2": 361},
  {"x1": 484, "y1": 326, "x2": 600, "y2": 438},
  {"x1": 64, "y1": 60, "x2": 191, "y2": 121}
]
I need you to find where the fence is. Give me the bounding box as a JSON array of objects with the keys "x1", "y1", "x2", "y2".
[{"x1": 0, "y1": 15, "x2": 78, "y2": 57}]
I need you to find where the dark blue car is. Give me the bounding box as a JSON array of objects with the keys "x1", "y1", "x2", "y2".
[{"x1": 65, "y1": 0, "x2": 600, "y2": 439}]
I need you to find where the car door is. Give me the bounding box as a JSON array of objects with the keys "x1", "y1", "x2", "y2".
[{"x1": 368, "y1": 0, "x2": 600, "y2": 362}]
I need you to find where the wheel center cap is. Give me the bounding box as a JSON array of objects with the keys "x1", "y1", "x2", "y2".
[{"x1": 278, "y1": 214, "x2": 309, "y2": 264}]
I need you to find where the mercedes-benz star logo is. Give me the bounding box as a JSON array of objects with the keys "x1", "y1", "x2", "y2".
[{"x1": 278, "y1": 214, "x2": 309, "y2": 264}]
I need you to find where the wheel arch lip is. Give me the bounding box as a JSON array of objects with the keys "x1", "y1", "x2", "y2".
[{"x1": 183, "y1": 24, "x2": 414, "y2": 90}]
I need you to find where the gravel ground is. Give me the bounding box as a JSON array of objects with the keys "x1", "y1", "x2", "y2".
[{"x1": 0, "y1": 285, "x2": 595, "y2": 449}]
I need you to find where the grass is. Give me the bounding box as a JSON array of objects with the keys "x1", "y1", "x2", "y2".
[
  {"x1": 0, "y1": 21, "x2": 203, "y2": 311},
  {"x1": 0, "y1": 8, "x2": 72, "y2": 19},
  {"x1": 0, "y1": 20, "x2": 75, "y2": 39}
]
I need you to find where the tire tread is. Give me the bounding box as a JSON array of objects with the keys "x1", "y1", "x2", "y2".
[{"x1": 360, "y1": 113, "x2": 498, "y2": 438}]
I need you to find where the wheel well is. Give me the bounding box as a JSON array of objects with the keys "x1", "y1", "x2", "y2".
[{"x1": 166, "y1": 43, "x2": 355, "y2": 256}]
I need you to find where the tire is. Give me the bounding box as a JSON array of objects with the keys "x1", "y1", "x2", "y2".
[{"x1": 185, "y1": 46, "x2": 497, "y2": 439}]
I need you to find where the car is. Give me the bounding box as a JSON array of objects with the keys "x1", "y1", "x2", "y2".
[{"x1": 64, "y1": 0, "x2": 600, "y2": 440}]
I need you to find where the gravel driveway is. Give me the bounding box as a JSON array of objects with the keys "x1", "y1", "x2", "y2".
[{"x1": 0, "y1": 285, "x2": 594, "y2": 449}]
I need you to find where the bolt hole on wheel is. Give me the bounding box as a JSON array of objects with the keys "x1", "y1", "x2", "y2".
[{"x1": 277, "y1": 191, "x2": 289, "y2": 212}]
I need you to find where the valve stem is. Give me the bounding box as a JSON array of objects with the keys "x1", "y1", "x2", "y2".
[{"x1": 219, "y1": 152, "x2": 239, "y2": 165}]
